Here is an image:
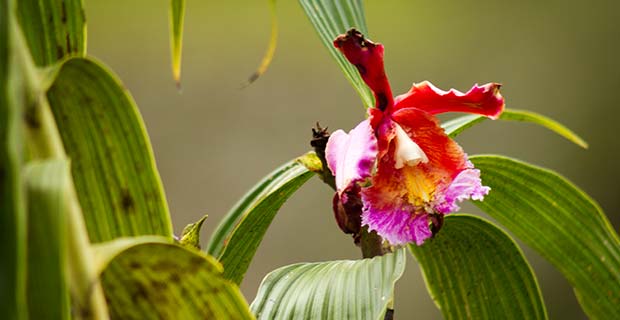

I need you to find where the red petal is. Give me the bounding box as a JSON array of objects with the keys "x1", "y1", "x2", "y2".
[
  {"x1": 334, "y1": 29, "x2": 393, "y2": 111},
  {"x1": 391, "y1": 108, "x2": 467, "y2": 176},
  {"x1": 393, "y1": 81, "x2": 505, "y2": 119}
]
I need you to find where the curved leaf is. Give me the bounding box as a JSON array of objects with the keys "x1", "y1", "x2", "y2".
[
  {"x1": 244, "y1": 0, "x2": 278, "y2": 86},
  {"x1": 251, "y1": 248, "x2": 406, "y2": 320},
  {"x1": 169, "y1": 0, "x2": 185, "y2": 86},
  {"x1": 17, "y1": 0, "x2": 85, "y2": 66},
  {"x1": 299, "y1": 0, "x2": 373, "y2": 108},
  {"x1": 94, "y1": 237, "x2": 253, "y2": 320},
  {"x1": 46, "y1": 57, "x2": 172, "y2": 242},
  {"x1": 442, "y1": 108, "x2": 588, "y2": 148},
  {"x1": 212, "y1": 153, "x2": 316, "y2": 284},
  {"x1": 472, "y1": 155, "x2": 620, "y2": 319},
  {"x1": 24, "y1": 160, "x2": 71, "y2": 320},
  {"x1": 206, "y1": 153, "x2": 316, "y2": 257},
  {"x1": 409, "y1": 214, "x2": 548, "y2": 320}
]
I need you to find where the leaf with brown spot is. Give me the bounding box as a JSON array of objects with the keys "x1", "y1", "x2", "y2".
[
  {"x1": 94, "y1": 236, "x2": 252, "y2": 319},
  {"x1": 46, "y1": 58, "x2": 172, "y2": 242},
  {"x1": 16, "y1": 0, "x2": 86, "y2": 66}
]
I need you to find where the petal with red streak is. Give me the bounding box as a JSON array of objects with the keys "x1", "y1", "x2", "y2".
[
  {"x1": 393, "y1": 81, "x2": 505, "y2": 118},
  {"x1": 333, "y1": 29, "x2": 394, "y2": 110},
  {"x1": 391, "y1": 107, "x2": 467, "y2": 176}
]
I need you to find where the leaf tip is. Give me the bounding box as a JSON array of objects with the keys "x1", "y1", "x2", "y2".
[{"x1": 180, "y1": 214, "x2": 208, "y2": 250}]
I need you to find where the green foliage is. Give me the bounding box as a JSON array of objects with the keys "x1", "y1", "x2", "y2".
[
  {"x1": 442, "y1": 108, "x2": 588, "y2": 148},
  {"x1": 244, "y1": 0, "x2": 279, "y2": 86},
  {"x1": 299, "y1": 0, "x2": 373, "y2": 108},
  {"x1": 209, "y1": 153, "x2": 316, "y2": 284},
  {"x1": 169, "y1": 0, "x2": 185, "y2": 85},
  {"x1": 46, "y1": 58, "x2": 173, "y2": 242},
  {"x1": 16, "y1": 0, "x2": 85, "y2": 66},
  {"x1": 472, "y1": 155, "x2": 620, "y2": 319},
  {"x1": 24, "y1": 160, "x2": 71, "y2": 320},
  {"x1": 410, "y1": 215, "x2": 548, "y2": 320},
  {"x1": 94, "y1": 237, "x2": 253, "y2": 320},
  {"x1": 180, "y1": 214, "x2": 208, "y2": 250},
  {"x1": 251, "y1": 249, "x2": 406, "y2": 320},
  {"x1": 0, "y1": 4, "x2": 27, "y2": 318}
]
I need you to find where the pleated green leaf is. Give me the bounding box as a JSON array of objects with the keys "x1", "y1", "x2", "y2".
[
  {"x1": 24, "y1": 160, "x2": 71, "y2": 320},
  {"x1": 472, "y1": 155, "x2": 620, "y2": 319},
  {"x1": 169, "y1": 0, "x2": 185, "y2": 86},
  {"x1": 409, "y1": 214, "x2": 547, "y2": 320},
  {"x1": 442, "y1": 108, "x2": 588, "y2": 148},
  {"x1": 209, "y1": 153, "x2": 316, "y2": 284},
  {"x1": 251, "y1": 248, "x2": 406, "y2": 320},
  {"x1": 299, "y1": 0, "x2": 373, "y2": 108},
  {"x1": 16, "y1": 0, "x2": 86, "y2": 66},
  {"x1": 0, "y1": 4, "x2": 27, "y2": 318},
  {"x1": 94, "y1": 237, "x2": 253, "y2": 320},
  {"x1": 46, "y1": 57, "x2": 172, "y2": 242}
]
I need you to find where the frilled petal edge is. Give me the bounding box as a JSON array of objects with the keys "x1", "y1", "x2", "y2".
[
  {"x1": 325, "y1": 119, "x2": 378, "y2": 193},
  {"x1": 393, "y1": 81, "x2": 505, "y2": 119},
  {"x1": 361, "y1": 202, "x2": 431, "y2": 246},
  {"x1": 434, "y1": 167, "x2": 490, "y2": 214}
]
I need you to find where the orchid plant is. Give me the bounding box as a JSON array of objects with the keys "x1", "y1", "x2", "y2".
[{"x1": 2, "y1": 0, "x2": 619, "y2": 320}]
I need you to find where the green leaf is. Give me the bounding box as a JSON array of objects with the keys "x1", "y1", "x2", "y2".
[
  {"x1": 24, "y1": 160, "x2": 71, "y2": 320},
  {"x1": 1, "y1": 5, "x2": 27, "y2": 318},
  {"x1": 169, "y1": 0, "x2": 185, "y2": 86},
  {"x1": 299, "y1": 0, "x2": 373, "y2": 108},
  {"x1": 180, "y1": 214, "x2": 208, "y2": 250},
  {"x1": 45, "y1": 57, "x2": 172, "y2": 242},
  {"x1": 472, "y1": 155, "x2": 620, "y2": 318},
  {"x1": 206, "y1": 153, "x2": 315, "y2": 257},
  {"x1": 94, "y1": 237, "x2": 253, "y2": 319},
  {"x1": 442, "y1": 108, "x2": 588, "y2": 148},
  {"x1": 243, "y1": 0, "x2": 278, "y2": 86},
  {"x1": 210, "y1": 153, "x2": 316, "y2": 284},
  {"x1": 16, "y1": 0, "x2": 86, "y2": 66},
  {"x1": 409, "y1": 214, "x2": 548, "y2": 320},
  {"x1": 251, "y1": 248, "x2": 406, "y2": 319}
]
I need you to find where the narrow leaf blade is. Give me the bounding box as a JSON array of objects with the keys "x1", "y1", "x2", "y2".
[
  {"x1": 16, "y1": 0, "x2": 86, "y2": 66},
  {"x1": 299, "y1": 0, "x2": 373, "y2": 108},
  {"x1": 214, "y1": 153, "x2": 316, "y2": 284},
  {"x1": 472, "y1": 155, "x2": 620, "y2": 318},
  {"x1": 243, "y1": 0, "x2": 278, "y2": 86},
  {"x1": 251, "y1": 249, "x2": 406, "y2": 320},
  {"x1": 24, "y1": 160, "x2": 71, "y2": 320},
  {"x1": 94, "y1": 237, "x2": 253, "y2": 319},
  {"x1": 206, "y1": 153, "x2": 316, "y2": 257},
  {"x1": 169, "y1": 0, "x2": 185, "y2": 86},
  {"x1": 443, "y1": 108, "x2": 588, "y2": 148},
  {"x1": 46, "y1": 57, "x2": 173, "y2": 242},
  {"x1": 409, "y1": 214, "x2": 548, "y2": 320},
  {"x1": 0, "y1": 5, "x2": 27, "y2": 317}
]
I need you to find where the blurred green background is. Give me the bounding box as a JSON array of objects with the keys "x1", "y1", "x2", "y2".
[{"x1": 86, "y1": 0, "x2": 618, "y2": 318}]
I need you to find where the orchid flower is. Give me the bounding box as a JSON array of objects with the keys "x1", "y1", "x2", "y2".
[{"x1": 326, "y1": 29, "x2": 505, "y2": 246}]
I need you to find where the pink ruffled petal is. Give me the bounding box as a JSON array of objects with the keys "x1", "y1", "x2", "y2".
[
  {"x1": 393, "y1": 81, "x2": 505, "y2": 119},
  {"x1": 360, "y1": 199, "x2": 431, "y2": 246},
  {"x1": 325, "y1": 119, "x2": 378, "y2": 193},
  {"x1": 434, "y1": 167, "x2": 490, "y2": 214}
]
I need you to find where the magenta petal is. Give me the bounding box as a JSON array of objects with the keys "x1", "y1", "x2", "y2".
[
  {"x1": 325, "y1": 119, "x2": 378, "y2": 193},
  {"x1": 361, "y1": 202, "x2": 432, "y2": 246},
  {"x1": 434, "y1": 168, "x2": 490, "y2": 214}
]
